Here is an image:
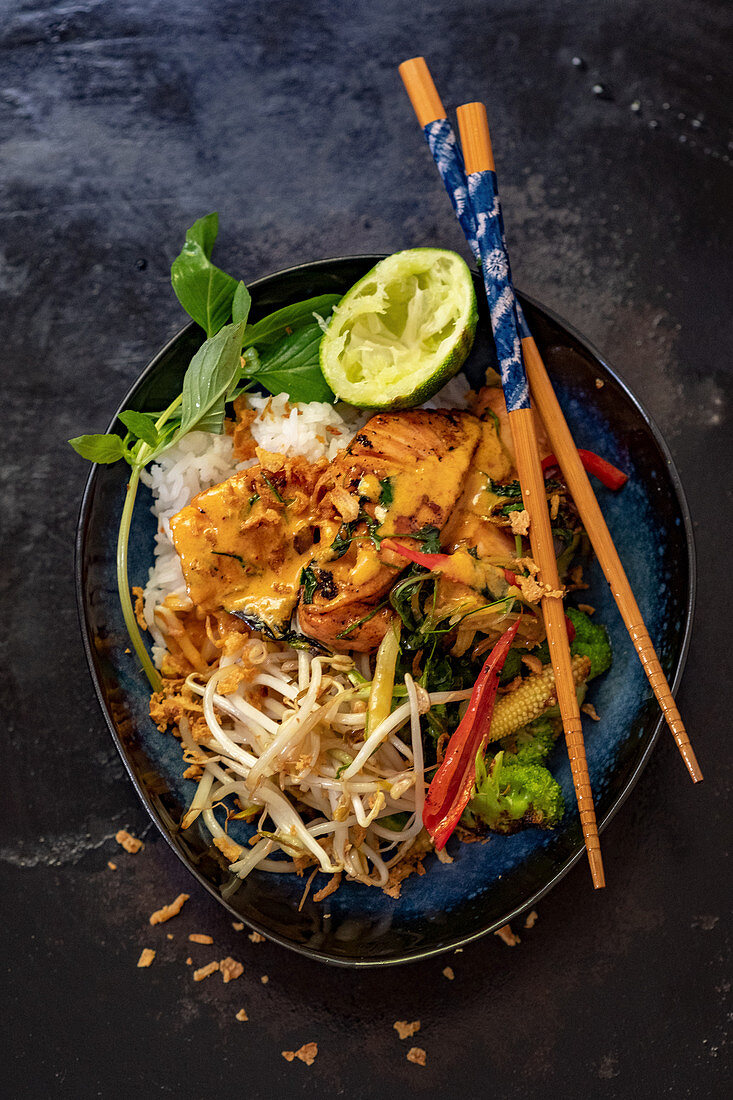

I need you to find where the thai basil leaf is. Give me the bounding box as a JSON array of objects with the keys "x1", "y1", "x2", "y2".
[
  {"x1": 171, "y1": 212, "x2": 239, "y2": 337},
  {"x1": 243, "y1": 323, "x2": 334, "y2": 403},
  {"x1": 69, "y1": 433, "x2": 125, "y2": 464},
  {"x1": 177, "y1": 321, "x2": 245, "y2": 438},
  {"x1": 300, "y1": 566, "x2": 318, "y2": 604},
  {"x1": 330, "y1": 521, "x2": 357, "y2": 559},
  {"x1": 232, "y1": 280, "x2": 252, "y2": 326},
  {"x1": 118, "y1": 410, "x2": 159, "y2": 447},
  {"x1": 243, "y1": 294, "x2": 341, "y2": 346},
  {"x1": 378, "y1": 477, "x2": 393, "y2": 508}
]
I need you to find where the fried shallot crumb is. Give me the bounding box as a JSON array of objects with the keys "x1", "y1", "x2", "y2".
[
  {"x1": 235, "y1": 1009, "x2": 249, "y2": 1022},
  {"x1": 577, "y1": 603, "x2": 596, "y2": 615},
  {"x1": 188, "y1": 933, "x2": 213, "y2": 944},
  {"x1": 149, "y1": 893, "x2": 190, "y2": 925},
  {"x1": 521, "y1": 653, "x2": 543, "y2": 674},
  {"x1": 193, "y1": 961, "x2": 220, "y2": 982},
  {"x1": 312, "y1": 872, "x2": 341, "y2": 903},
  {"x1": 282, "y1": 1043, "x2": 318, "y2": 1066},
  {"x1": 248, "y1": 931, "x2": 266, "y2": 943},
  {"x1": 213, "y1": 835, "x2": 244, "y2": 862},
  {"x1": 394, "y1": 1020, "x2": 421, "y2": 1040},
  {"x1": 595, "y1": 377, "x2": 604, "y2": 389},
  {"x1": 508, "y1": 508, "x2": 530, "y2": 537},
  {"x1": 407, "y1": 1046, "x2": 427, "y2": 1066},
  {"x1": 219, "y1": 957, "x2": 244, "y2": 983},
  {"x1": 581, "y1": 702, "x2": 601, "y2": 721},
  {"x1": 137, "y1": 948, "x2": 155, "y2": 968},
  {"x1": 260, "y1": 975, "x2": 269, "y2": 984},
  {"x1": 442, "y1": 966, "x2": 455, "y2": 981},
  {"x1": 524, "y1": 909, "x2": 539, "y2": 929},
  {"x1": 115, "y1": 829, "x2": 144, "y2": 854},
  {"x1": 232, "y1": 922, "x2": 244, "y2": 932},
  {"x1": 166, "y1": 934, "x2": 173, "y2": 940},
  {"x1": 495, "y1": 923, "x2": 521, "y2": 946},
  {"x1": 185, "y1": 957, "x2": 193, "y2": 965},
  {"x1": 132, "y1": 586, "x2": 147, "y2": 630},
  {"x1": 107, "y1": 861, "x2": 117, "y2": 870}
]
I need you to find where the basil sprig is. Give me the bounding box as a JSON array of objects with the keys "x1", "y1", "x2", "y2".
[{"x1": 70, "y1": 211, "x2": 341, "y2": 689}]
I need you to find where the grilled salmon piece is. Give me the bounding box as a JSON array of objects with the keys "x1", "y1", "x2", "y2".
[{"x1": 297, "y1": 409, "x2": 482, "y2": 649}]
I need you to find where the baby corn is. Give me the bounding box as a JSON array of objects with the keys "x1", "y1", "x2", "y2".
[{"x1": 488, "y1": 654, "x2": 592, "y2": 742}]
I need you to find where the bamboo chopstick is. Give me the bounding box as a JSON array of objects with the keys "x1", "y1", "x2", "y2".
[
  {"x1": 455, "y1": 101, "x2": 604, "y2": 888},
  {"x1": 518, "y1": 316, "x2": 702, "y2": 782},
  {"x1": 399, "y1": 56, "x2": 701, "y2": 784}
]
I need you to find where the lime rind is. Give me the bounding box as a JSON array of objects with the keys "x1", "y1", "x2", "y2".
[{"x1": 320, "y1": 249, "x2": 478, "y2": 410}]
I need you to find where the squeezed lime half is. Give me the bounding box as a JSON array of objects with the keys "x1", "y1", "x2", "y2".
[{"x1": 320, "y1": 249, "x2": 478, "y2": 409}]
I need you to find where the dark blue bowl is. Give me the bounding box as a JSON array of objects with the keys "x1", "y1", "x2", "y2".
[{"x1": 76, "y1": 256, "x2": 695, "y2": 966}]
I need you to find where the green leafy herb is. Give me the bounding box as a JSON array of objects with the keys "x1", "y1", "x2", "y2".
[
  {"x1": 411, "y1": 524, "x2": 442, "y2": 553},
  {"x1": 171, "y1": 212, "x2": 239, "y2": 337},
  {"x1": 248, "y1": 492, "x2": 260, "y2": 507},
  {"x1": 378, "y1": 477, "x2": 393, "y2": 508},
  {"x1": 330, "y1": 521, "x2": 357, "y2": 559},
  {"x1": 244, "y1": 323, "x2": 334, "y2": 403},
  {"x1": 231, "y1": 280, "x2": 252, "y2": 326},
  {"x1": 69, "y1": 433, "x2": 125, "y2": 464},
  {"x1": 178, "y1": 321, "x2": 245, "y2": 438},
  {"x1": 118, "y1": 410, "x2": 160, "y2": 448},
  {"x1": 243, "y1": 294, "x2": 341, "y2": 346},
  {"x1": 300, "y1": 566, "x2": 318, "y2": 604}
]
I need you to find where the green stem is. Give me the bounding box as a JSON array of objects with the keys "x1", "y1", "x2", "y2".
[
  {"x1": 115, "y1": 394, "x2": 185, "y2": 693},
  {"x1": 117, "y1": 464, "x2": 161, "y2": 691}
]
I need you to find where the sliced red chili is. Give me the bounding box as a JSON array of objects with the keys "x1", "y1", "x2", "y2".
[
  {"x1": 565, "y1": 614, "x2": 576, "y2": 642},
  {"x1": 380, "y1": 538, "x2": 450, "y2": 570},
  {"x1": 541, "y1": 449, "x2": 628, "y2": 491},
  {"x1": 423, "y1": 620, "x2": 520, "y2": 849}
]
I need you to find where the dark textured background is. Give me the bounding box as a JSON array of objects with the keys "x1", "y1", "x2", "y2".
[{"x1": 1, "y1": 1, "x2": 731, "y2": 1096}]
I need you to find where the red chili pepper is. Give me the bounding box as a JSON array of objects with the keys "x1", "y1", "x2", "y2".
[
  {"x1": 541, "y1": 449, "x2": 628, "y2": 491},
  {"x1": 380, "y1": 538, "x2": 450, "y2": 570},
  {"x1": 565, "y1": 614, "x2": 576, "y2": 642},
  {"x1": 422, "y1": 620, "x2": 520, "y2": 849},
  {"x1": 503, "y1": 568, "x2": 517, "y2": 586}
]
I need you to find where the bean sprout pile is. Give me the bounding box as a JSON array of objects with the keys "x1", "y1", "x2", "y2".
[{"x1": 178, "y1": 635, "x2": 472, "y2": 890}]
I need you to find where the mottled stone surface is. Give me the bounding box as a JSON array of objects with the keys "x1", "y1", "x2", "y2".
[{"x1": 1, "y1": 2, "x2": 730, "y2": 1096}]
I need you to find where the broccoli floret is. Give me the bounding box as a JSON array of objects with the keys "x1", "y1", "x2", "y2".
[
  {"x1": 565, "y1": 607, "x2": 612, "y2": 680},
  {"x1": 499, "y1": 715, "x2": 558, "y2": 765},
  {"x1": 531, "y1": 608, "x2": 611, "y2": 682},
  {"x1": 462, "y1": 750, "x2": 565, "y2": 835}
]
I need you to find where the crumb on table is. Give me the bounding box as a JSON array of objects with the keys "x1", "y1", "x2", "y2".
[
  {"x1": 407, "y1": 1047, "x2": 426, "y2": 1066},
  {"x1": 137, "y1": 948, "x2": 155, "y2": 968},
  {"x1": 394, "y1": 1020, "x2": 421, "y2": 1040},
  {"x1": 193, "y1": 961, "x2": 220, "y2": 982},
  {"x1": 115, "y1": 829, "x2": 143, "y2": 854},
  {"x1": 149, "y1": 893, "x2": 190, "y2": 925},
  {"x1": 219, "y1": 957, "x2": 244, "y2": 983},
  {"x1": 188, "y1": 933, "x2": 213, "y2": 944},
  {"x1": 282, "y1": 1043, "x2": 318, "y2": 1065}
]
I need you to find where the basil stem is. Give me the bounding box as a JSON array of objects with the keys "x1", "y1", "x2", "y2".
[{"x1": 116, "y1": 394, "x2": 183, "y2": 692}]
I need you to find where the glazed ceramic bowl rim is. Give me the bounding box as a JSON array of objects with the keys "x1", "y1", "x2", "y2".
[{"x1": 75, "y1": 254, "x2": 696, "y2": 967}]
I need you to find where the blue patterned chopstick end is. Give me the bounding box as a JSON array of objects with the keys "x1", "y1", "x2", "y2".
[
  {"x1": 467, "y1": 170, "x2": 530, "y2": 412},
  {"x1": 423, "y1": 118, "x2": 480, "y2": 264}
]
